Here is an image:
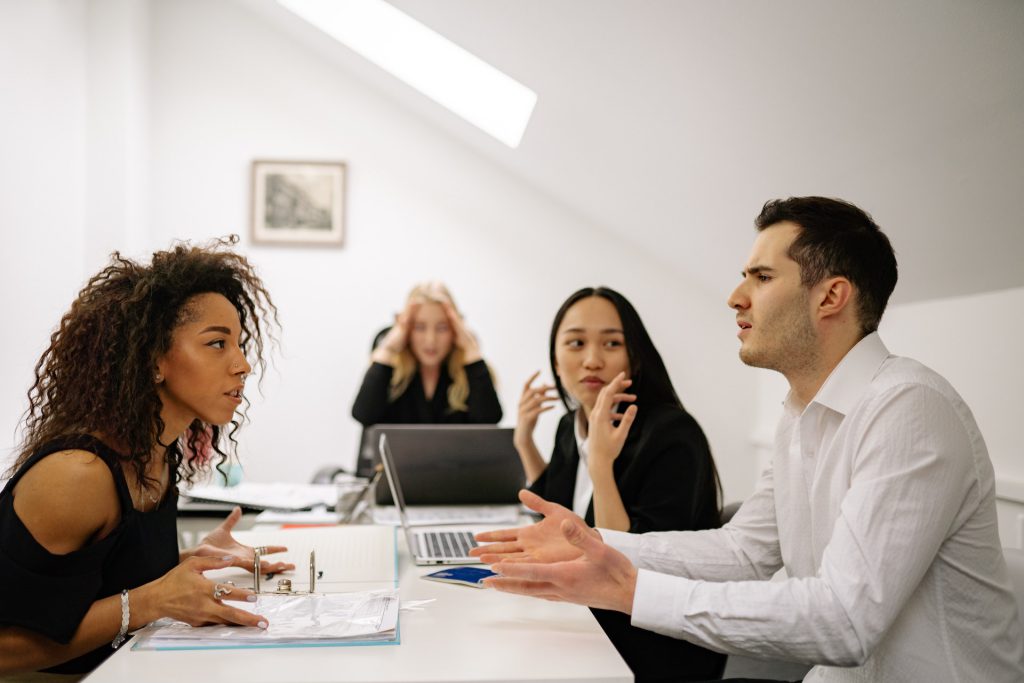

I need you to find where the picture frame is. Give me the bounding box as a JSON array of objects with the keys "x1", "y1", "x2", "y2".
[{"x1": 251, "y1": 160, "x2": 346, "y2": 246}]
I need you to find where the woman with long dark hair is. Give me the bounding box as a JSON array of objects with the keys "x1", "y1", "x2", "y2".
[
  {"x1": 512, "y1": 286, "x2": 724, "y2": 681},
  {"x1": 0, "y1": 238, "x2": 291, "y2": 677}
]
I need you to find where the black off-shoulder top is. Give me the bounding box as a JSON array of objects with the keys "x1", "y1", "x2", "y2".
[{"x1": 0, "y1": 435, "x2": 178, "y2": 673}]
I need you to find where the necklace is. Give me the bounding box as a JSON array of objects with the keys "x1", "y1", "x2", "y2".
[{"x1": 138, "y1": 462, "x2": 167, "y2": 507}]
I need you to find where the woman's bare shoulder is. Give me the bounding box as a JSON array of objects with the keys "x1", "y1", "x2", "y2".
[{"x1": 11, "y1": 449, "x2": 120, "y2": 555}]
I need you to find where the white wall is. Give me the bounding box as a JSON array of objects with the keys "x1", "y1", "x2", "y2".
[
  {"x1": 85, "y1": 0, "x2": 151, "y2": 264},
  {"x1": 0, "y1": 1, "x2": 89, "y2": 463},
  {"x1": 750, "y1": 287, "x2": 1024, "y2": 548},
  {"x1": 144, "y1": 0, "x2": 757, "y2": 496},
  {"x1": 2, "y1": 2, "x2": 1017, "y2": 544},
  {"x1": 0, "y1": 0, "x2": 760, "y2": 502}
]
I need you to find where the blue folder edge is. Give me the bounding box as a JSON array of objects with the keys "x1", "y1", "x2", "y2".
[{"x1": 132, "y1": 527, "x2": 402, "y2": 651}]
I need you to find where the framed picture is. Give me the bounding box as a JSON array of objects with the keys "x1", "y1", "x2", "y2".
[{"x1": 251, "y1": 160, "x2": 346, "y2": 246}]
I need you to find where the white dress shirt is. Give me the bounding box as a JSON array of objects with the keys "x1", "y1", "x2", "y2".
[
  {"x1": 572, "y1": 410, "x2": 594, "y2": 518},
  {"x1": 603, "y1": 333, "x2": 1024, "y2": 682}
]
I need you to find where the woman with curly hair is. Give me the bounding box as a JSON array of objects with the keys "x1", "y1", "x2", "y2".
[{"x1": 0, "y1": 238, "x2": 292, "y2": 678}]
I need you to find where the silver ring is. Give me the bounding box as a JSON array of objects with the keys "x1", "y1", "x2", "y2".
[
  {"x1": 254, "y1": 546, "x2": 268, "y2": 555},
  {"x1": 213, "y1": 583, "x2": 232, "y2": 600}
]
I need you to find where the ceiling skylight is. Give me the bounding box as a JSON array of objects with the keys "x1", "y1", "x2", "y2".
[{"x1": 277, "y1": 0, "x2": 538, "y2": 148}]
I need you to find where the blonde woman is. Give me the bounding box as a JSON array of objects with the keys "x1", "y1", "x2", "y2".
[{"x1": 351, "y1": 282, "x2": 502, "y2": 473}]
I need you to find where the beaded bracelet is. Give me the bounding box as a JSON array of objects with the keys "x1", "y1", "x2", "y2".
[{"x1": 111, "y1": 589, "x2": 130, "y2": 649}]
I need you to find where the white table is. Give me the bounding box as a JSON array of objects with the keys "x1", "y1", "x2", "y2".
[{"x1": 84, "y1": 525, "x2": 633, "y2": 683}]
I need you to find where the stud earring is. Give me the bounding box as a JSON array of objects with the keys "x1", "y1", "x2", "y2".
[{"x1": 155, "y1": 373, "x2": 164, "y2": 384}]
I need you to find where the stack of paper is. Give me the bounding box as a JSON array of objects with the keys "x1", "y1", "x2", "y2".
[
  {"x1": 253, "y1": 507, "x2": 340, "y2": 525},
  {"x1": 132, "y1": 525, "x2": 400, "y2": 650},
  {"x1": 183, "y1": 482, "x2": 341, "y2": 511},
  {"x1": 132, "y1": 590, "x2": 399, "y2": 649}
]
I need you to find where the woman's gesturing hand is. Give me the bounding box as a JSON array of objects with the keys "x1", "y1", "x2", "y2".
[
  {"x1": 187, "y1": 507, "x2": 295, "y2": 575},
  {"x1": 586, "y1": 372, "x2": 637, "y2": 472},
  {"x1": 514, "y1": 371, "x2": 558, "y2": 449},
  {"x1": 137, "y1": 555, "x2": 267, "y2": 629}
]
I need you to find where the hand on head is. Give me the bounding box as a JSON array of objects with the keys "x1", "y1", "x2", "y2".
[
  {"x1": 371, "y1": 301, "x2": 418, "y2": 364},
  {"x1": 442, "y1": 301, "x2": 482, "y2": 363},
  {"x1": 514, "y1": 372, "x2": 559, "y2": 447},
  {"x1": 479, "y1": 505, "x2": 638, "y2": 614},
  {"x1": 396, "y1": 298, "x2": 418, "y2": 329},
  {"x1": 385, "y1": 300, "x2": 419, "y2": 354}
]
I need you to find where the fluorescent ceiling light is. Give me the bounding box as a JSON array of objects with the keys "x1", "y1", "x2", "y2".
[{"x1": 277, "y1": 0, "x2": 537, "y2": 148}]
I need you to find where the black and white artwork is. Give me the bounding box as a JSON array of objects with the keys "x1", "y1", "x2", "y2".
[{"x1": 251, "y1": 161, "x2": 346, "y2": 246}]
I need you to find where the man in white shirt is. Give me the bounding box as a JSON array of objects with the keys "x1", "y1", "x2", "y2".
[{"x1": 472, "y1": 197, "x2": 1024, "y2": 682}]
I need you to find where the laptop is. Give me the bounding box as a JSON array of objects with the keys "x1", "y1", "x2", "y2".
[
  {"x1": 378, "y1": 434, "x2": 483, "y2": 565},
  {"x1": 367, "y1": 425, "x2": 525, "y2": 506}
]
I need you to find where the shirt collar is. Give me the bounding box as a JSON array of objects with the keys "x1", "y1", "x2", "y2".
[
  {"x1": 573, "y1": 409, "x2": 589, "y2": 460},
  {"x1": 803, "y1": 332, "x2": 891, "y2": 416}
]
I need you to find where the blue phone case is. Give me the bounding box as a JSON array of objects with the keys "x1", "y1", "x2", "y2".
[{"x1": 421, "y1": 566, "x2": 497, "y2": 588}]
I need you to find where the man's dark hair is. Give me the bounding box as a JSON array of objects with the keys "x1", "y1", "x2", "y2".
[{"x1": 755, "y1": 196, "x2": 898, "y2": 336}]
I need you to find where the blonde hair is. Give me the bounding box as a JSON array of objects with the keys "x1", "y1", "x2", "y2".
[{"x1": 389, "y1": 281, "x2": 470, "y2": 412}]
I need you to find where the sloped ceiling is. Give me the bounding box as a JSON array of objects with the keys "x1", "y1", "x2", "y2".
[{"x1": 240, "y1": 0, "x2": 1024, "y2": 305}]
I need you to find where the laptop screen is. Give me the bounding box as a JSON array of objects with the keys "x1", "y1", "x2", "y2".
[
  {"x1": 368, "y1": 425, "x2": 524, "y2": 506},
  {"x1": 378, "y1": 434, "x2": 418, "y2": 552}
]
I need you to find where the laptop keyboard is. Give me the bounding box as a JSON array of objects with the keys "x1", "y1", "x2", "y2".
[{"x1": 421, "y1": 530, "x2": 478, "y2": 559}]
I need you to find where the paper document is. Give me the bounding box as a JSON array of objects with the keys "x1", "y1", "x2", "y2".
[
  {"x1": 183, "y1": 482, "x2": 340, "y2": 511},
  {"x1": 373, "y1": 505, "x2": 520, "y2": 526},
  {"x1": 132, "y1": 590, "x2": 399, "y2": 649},
  {"x1": 254, "y1": 506, "x2": 339, "y2": 525},
  {"x1": 132, "y1": 526, "x2": 401, "y2": 650}
]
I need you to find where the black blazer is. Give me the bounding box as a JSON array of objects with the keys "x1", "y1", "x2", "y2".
[
  {"x1": 529, "y1": 402, "x2": 725, "y2": 682},
  {"x1": 351, "y1": 326, "x2": 503, "y2": 426},
  {"x1": 528, "y1": 402, "x2": 719, "y2": 534},
  {"x1": 350, "y1": 329, "x2": 503, "y2": 476},
  {"x1": 351, "y1": 360, "x2": 502, "y2": 426}
]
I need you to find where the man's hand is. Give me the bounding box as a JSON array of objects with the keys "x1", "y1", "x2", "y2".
[
  {"x1": 471, "y1": 490, "x2": 598, "y2": 564},
  {"x1": 484, "y1": 517, "x2": 638, "y2": 614}
]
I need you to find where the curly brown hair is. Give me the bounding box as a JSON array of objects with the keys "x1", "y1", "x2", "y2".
[{"x1": 7, "y1": 236, "x2": 278, "y2": 489}]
